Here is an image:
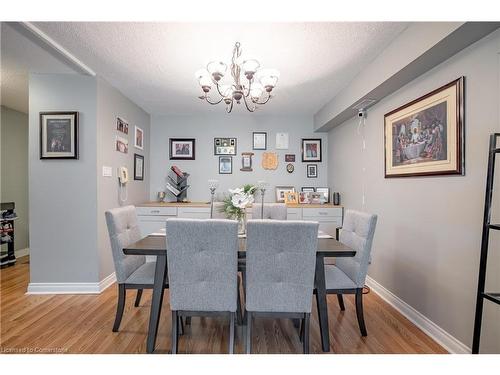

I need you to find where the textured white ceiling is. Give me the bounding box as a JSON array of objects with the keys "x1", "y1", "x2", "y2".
[
  {"x1": 29, "y1": 22, "x2": 409, "y2": 116},
  {"x1": 1, "y1": 23, "x2": 78, "y2": 113}
]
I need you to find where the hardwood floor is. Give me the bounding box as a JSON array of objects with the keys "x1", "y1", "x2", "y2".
[{"x1": 0, "y1": 257, "x2": 447, "y2": 354}]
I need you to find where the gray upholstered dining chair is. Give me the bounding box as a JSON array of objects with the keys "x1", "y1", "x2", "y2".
[
  {"x1": 245, "y1": 220, "x2": 318, "y2": 354},
  {"x1": 105, "y1": 205, "x2": 169, "y2": 332},
  {"x1": 321, "y1": 209, "x2": 377, "y2": 337},
  {"x1": 166, "y1": 218, "x2": 239, "y2": 354},
  {"x1": 251, "y1": 203, "x2": 287, "y2": 220}
]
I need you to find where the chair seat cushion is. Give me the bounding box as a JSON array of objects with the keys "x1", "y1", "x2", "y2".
[
  {"x1": 324, "y1": 264, "x2": 357, "y2": 290},
  {"x1": 125, "y1": 261, "x2": 158, "y2": 285}
]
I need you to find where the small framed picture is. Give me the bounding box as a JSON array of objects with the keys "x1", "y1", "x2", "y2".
[
  {"x1": 310, "y1": 192, "x2": 324, "y2": 204},
  {"x1": 302, "y1": 138, "x2": 322, "y2": 162},
  {"x1": 170, "y1": 138, "x2": 195, "y2": 160},
  {"x1": 285, "y1": 154, "x2": 295, "y2": 162},
  {"x1": 275, "y1": 186, "x2": 296, "y2": 203},
  {"x1": 116, "y1": 117, "x2": 129, "y2": 134},
  {"x1": 40, "y1": 111, "x2": 79, "y2": 159},
  {"x1": 315, "y1": 187, "x2": 330, "y2": 203},
  {"x1": 219, "y1": 156, "x2": 232, "y2": 174},
  {"x1": 134, "y1": 126, "x2": 144, "y2": 150},
  {"x1": 276, "y1": 132, "x2": 289, "y2": 149},
  {"x1": 134, "y1": 154, "x2": 144, "y2": 180},
  {"x1": 214, "y1": 138, "x2": 237, "y2": 155},
  {"x1": 286, "y1": 163, "x2": 294, "y2": 173},
  {"x1": 253, "y1": 132, "x2": 267, "y2": 150},
  {"x1": 115, "y1": 135, "x2": 129, "y2": 154},
  {"x1": 240, "y1": 152, "x2": 254, "y2": 171},
  {"x1": 284, "y1": 191, "x2": 299, "y2": 204},
  {"x1": 301, "y1": 187, "x2": 315, "y2": 192},
  {"x1": 298, "y1": 192, "x2": 311, "y2": 204},
  {"x1": 307, "y1": 164, "x2": 318, "y2": 178}
]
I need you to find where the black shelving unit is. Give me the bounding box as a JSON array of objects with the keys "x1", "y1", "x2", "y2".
[
  {"x1": 472, "y1": 133, "x2": 500, "y2": 354},
  {"x1": 167, "y1": 172, "x2": 190, "y2": 202},
  {"x1": 1, "y1": 202, "x2": 17, "y2": 268}
]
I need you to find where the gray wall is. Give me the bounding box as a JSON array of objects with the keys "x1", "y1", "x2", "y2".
[
  {"x1": 150, "y1": 114, "x2": 328, "y2": 202},
  {"x1": 1, "y1": 105, "x2": 29, "y2": 252},
  {"x1": 327, "y1": 30, "x2": 500, "y2": 353},
  {"x1": 29, "y1": 73, "x2": 99, "y2": 283},
  {"x1": 96, "y1": 77, "x2": 150, "y2": 280}
]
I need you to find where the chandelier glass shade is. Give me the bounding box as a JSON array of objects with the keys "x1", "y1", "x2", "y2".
[{"x1": 195, "y1": 42, "x2": 279, "y2": 113}]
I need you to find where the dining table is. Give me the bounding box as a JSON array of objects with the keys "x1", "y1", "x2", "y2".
[{"x1": 123, "y1": 232, "x2": 356, "y2": 353}]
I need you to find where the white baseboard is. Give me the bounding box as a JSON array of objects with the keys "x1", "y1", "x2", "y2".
[
  {"x1": 366, "y1": 275, "x2": 471, "y2": 354},
  {"x1": 15, "y1": 247, "x2": 30, "y2": 258},
  {"x1": 26, "y1": 272, "x2": 116, "y2": 295}
]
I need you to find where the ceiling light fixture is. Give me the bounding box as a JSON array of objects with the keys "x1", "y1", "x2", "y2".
[{"x1": 195, "y1": 42, "x2": 279, "y2": 113}]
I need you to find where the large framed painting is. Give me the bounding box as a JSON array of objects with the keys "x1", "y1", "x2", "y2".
[
  {"x1": 169, "y1": 138, "x2": 195, "y2": 160},
  {"x1": 40, "y1": 111, "x2": 79, "y2": 159},
  {"x1": 384, "y1": 77, "x2": 464, "y2": 178}
]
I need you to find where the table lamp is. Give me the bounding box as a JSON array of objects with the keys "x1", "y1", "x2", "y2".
[{"x1": 208, "y1": 179, "x2": 219, "y2": 218}]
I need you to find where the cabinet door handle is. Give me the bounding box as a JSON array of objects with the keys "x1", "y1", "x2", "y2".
[
  {"x1": 150, "y1": 210, "x2": 160, "y2": 214},
  {"x1": 319, "y1": 212, "x2": 328, "y2": 215}
]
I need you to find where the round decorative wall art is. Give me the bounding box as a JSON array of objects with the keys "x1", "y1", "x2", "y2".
[{"x1": 286, "y1": 163, "x2": 294, "y2": 173}]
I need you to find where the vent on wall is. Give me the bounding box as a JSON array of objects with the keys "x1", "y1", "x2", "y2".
[{"x1": 352, "y1": 98, "x2": 378, "y2": 111}]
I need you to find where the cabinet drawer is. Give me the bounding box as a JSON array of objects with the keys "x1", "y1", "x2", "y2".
[
  {"x1": 302, "y1": 207, "x2": 342, "y2": 218},
  {"x1": 136, "y1": 206, "x2": 177, "y2": 216},
  {"x1": 287, "y1": 208, "x2": 302, "y2": 220},
  {"x1": 178, "y1": 207, "x2": 210, "y2": 219}
]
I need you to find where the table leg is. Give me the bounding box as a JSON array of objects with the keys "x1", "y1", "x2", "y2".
[
  {"x1": 146, "y1": 255, "x2": 167, "y2": 353},
  {"x1": 315, "y1": 254, "x2": 330, "y2": 352}
]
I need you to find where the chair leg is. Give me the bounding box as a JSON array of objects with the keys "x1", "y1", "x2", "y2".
[
  {"x1": 299, "y1": 318, "x2": 304, "y2": 342},
  {"x1": 185, "y1": 317, "x2": 191, "y2": 325},
  {"x1": 134, "y1": 289, "x2": 143, "y2": 307},
  {"x1": 303, "y1": 313, "x2": 310, "y2": 354},
  {"x1": 245, "y1": 311, "x2": 252, "y2": 354},
  {"x1": 355, "y1": 288, "x2": 367, "y2": 337},
  {"x1": 229, "y1": 312, "x2": 235, "y2": 354},
  {"x1": 171, "y1": 311, "x2": 178, "y2": 354},
  {"x1": 178, "y1": 316, "x2": 184, "y2": 336},
  {"x1": 236, "y1": 281, "x2": 243, "y2": 325},
  {"x1": 112, "y1": 284, "x2": 126, "y2": 332},
  {"x1": 337, "y1": 294, "x2": 346, "y2": 311}
]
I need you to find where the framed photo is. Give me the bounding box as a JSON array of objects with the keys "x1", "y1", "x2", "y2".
[
  {"x1": 310, "y1": 192, "x2": 324, "y2": 204},
  {"x1": 275, "y1": 186, "x2": 296, "y2": 203},
  {"x1": 116, "y1": 117, "x2": 129, "y2": 134},
  {"x1": 302, "y1": 138, "x2": 322, "y2": 162},
  {"x1": 252, "y1": 132, "x2": 267, "y2": 150},
  {"x1": 298, "y1": 192, "x2": 311, "y2": 204},
  {"x1": 40, "y1": 112, "x2": 78, "y2": 159},
  {"x1": 134, "y1": 153, "x2": 144, "y2": 181},
  {"x1": 384, "y1": 77, "x2": 464, "y2": 177},
  {"x1": 219, "y1": 156, "x2": 232, "y2": 174},
  {"x1": 134, "y1": 126, "x2": 144, "y2": 150},
  {"x1": 214, "y1": 137, "x2": 237, "y2": 155},
  {"x1": 315, "y1": 187, "x2": 330, "y2": 203},
  {"x1": 275, "y1": 132, "x2": 289, "y2": 149},
  {"x1": 240, "y1": 152, "x2": 254, "y2": 171},
  {"x1": 116, "y1": 135, "x2": 129, "y2": 154},
  {"x1": 307, "y1": 164, "x2": 318, "y2": 178},
  {"x1": 285, "y1": 154, "x2": 295, "y2": 162},
  {"x1": 301, "y1": 187, "x2": 315, "y2": 192},
  {"x1": 284, "y1": 191, "x2": 298, "y2": 204},
  {"x1": 170, "y1": 138, "x2": 195, "y2": 160}
]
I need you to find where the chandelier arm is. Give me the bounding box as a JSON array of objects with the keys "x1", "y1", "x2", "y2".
[
  {"x1": 226, "y1": 98, "x2": 234, "y2": 113},
  {"x1": 215, "y1": 82, "x2": 228, "y2": 98},
  {"x1": 242, "y1": 93, "x2": 257, "y2": 112},
  {"x1": 205, "y1": 95, "x2": 224, "y2": 105},
  {"x1": 254, "y1": 92, "x2": 272, "y2": 105},
  {"x1": 243, "y1": 78, "x2": 252, "y2": 97}
]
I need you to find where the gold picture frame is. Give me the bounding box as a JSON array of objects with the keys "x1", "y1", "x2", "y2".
[{"x1": 384, "y1": 77, "x2": 464, "y2": 178}]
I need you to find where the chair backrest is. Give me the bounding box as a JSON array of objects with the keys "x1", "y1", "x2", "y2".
[
  {"x1": 166, "y1": 218, "x2": 238, "y2": 312},
  {"x1": 245, "y1": 220, "x2": 318, "y2": 313},
  {"x1": 251, "y1": 203, "x2": 287, "y2": 220},
  {"x1": 105, "y1": 205, "x2": 145, "y2": 283},
  {"x1": 336, "y1": 210, "x2": 378, "y2": 288}
]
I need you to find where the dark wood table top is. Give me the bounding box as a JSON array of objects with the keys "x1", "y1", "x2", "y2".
[{"x1": 123, "y1": 234, "x2": 355, "y2": 258}]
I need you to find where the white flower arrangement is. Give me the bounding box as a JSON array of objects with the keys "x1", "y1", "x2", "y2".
[{"x1": 221, "y1": 184, "x2": 257, "y2": 220}]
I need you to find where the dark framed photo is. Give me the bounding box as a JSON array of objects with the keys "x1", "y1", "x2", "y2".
[
  {"x1": 40, "y1": 111, "x2": 79, "y2": 159},
  {"x1": 170, "y1": 138, "x2": 195, "y2": 160},
  {"x1": 301, "y1": 139, "x2": 322, "y2": 162},
  {"x1": 315, "y1": 187, "x2": 330, "y2": 203},
  {"x1": 285, "y1": 154, "x2": 295, "y2": 162},
  {"x1": 306, "y1": 164, "x2": 318, "y2": 178},
  {"x1": 116, "y1": 117, "x2": 129, "y2": 134},
  {"x1": 301, "y1": 187, "x2": 315, "y2": 192},
  {"x1": 240, "y1": 152, "x2": 254, "y2": 171},
  {"x1": 134, "y1": 153, "x2": 144, "y2": 181},
  {"x1": 219, "y1": 156, "x2": 232, "y2": 174},
  {"x1": 214, "y1": 137, "x2": 237, "y2": 155},
  {"x1": 384, "y1": 77, "x2": 465, "y2": 178},
  {"x1": 252, "y1": 132, "x2": 267, "y2": 150}
]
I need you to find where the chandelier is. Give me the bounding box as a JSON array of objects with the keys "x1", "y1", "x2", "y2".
[{"x1": 195, "y1": 42, "x2": 280, "y2": 113}]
